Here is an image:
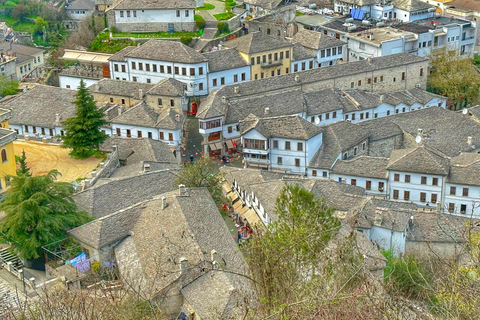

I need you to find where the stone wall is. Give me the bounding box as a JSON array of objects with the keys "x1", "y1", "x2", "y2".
[
  {"x1": 368, "y1": 135, "x2": 404, "y2": 158},
  {"x1": 196, "y1": 28, "x2": 244, "y2": 52},
  {"x1": 113, "y1": 21, "x2": 196, "y2": 33},
  {"x1": 81, "y1": 150, "x2": 120, "y2": 189},
  {"x1": 226, "y1": 15, "x2": 241, "y2": 32},
  {"x1": 301, "y1": 59, "x2": 429, "y2": 93}
]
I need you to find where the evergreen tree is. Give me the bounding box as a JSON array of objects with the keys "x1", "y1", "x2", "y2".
[
  {"x1": 0, "y1": 170, "x2": 90, "y2": 260},
  {"x1": 16, "y1": 149, "x2": 30, "y2": 176},
  {"x1": 62, "y1": 80, "x2": 108, "y2": 158}
]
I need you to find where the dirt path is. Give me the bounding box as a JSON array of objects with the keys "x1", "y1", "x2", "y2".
[{"x1": 14, "y1": 141, "x2": 103, "y2": 183}]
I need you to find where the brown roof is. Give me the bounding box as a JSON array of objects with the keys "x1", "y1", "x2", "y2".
[{"x1": 447, "y1": 0, "x2": 480, "y2": 11}]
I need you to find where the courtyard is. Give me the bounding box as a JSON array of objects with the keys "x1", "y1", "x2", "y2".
[{"x1": 13, "y1": 141, "x2": 103, "y2": 183}]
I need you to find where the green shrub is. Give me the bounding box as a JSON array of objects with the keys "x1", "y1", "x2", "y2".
[
  {"x1": 180, "y1": 36, "x2": 193, "y2": 45},
  {"x1": 217, "y1": 21, "x2": 228, "y2": 32},
  {"x1": 383, "y1": 250, "x2": 433, "y2": 301},
  {"x1": 195, "y1": 18, "x2": 205, "y2": 29}
]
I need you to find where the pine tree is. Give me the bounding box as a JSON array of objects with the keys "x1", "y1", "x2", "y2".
[
  {"x1": 0, "y1": 170, "x2": 90, "y2": 259},
  {"x1": 16, "y1": 149, "x2": 30, "y2": 176},
  {"x1": 62, "y1": 80, "x2": 108, "y2": 158}
]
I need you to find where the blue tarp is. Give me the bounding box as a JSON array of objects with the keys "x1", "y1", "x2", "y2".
[{"x1": 350, "y1": 8, "x2": 365, "y2": 20}]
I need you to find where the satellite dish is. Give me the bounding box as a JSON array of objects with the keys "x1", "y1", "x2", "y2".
[
  {"x1": 315, "y1": 117, "x2": 320, "y2": 124},
  {"x1": 462, "y1": 108, "x2": 468, "y2": 114},
  {"x1": 415, "y1": 135, "x2": 422, "y2": 144}
]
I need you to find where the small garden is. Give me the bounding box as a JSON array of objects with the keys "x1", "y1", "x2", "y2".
[
  {"x1": 195, "y1": 3, "x2": 215, "y2": 10},
  {"x1": 112, "y1": 31, "x2": 201, "y2": 39},
  {"x1": 90, "y1": 31, "x2": 138, "y2": 53}
]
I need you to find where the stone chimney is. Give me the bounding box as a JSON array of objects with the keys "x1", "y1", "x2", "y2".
[
  {"x1": 366, "y1": 56, "x2": 373, "y2": 63},
  {"x1": 373, "y1": 211, "x2": 383, "y2": 226},
  {"x1": 180, "y1": 258, "x2": 188, "y2": 275},
  {"x1": 143, "y1": 163, "x2": 150, "y2": 172},
  {"x1": 179, "y1": 184, "x2": 187, "y2": 196},
  {"x1": 112, "y1": 144, "x2": 118, "y2": 151},
  {"x1": 211, "y1": 250, "x2": 218, "y2": 267},
  {"x1": 118, "y1": 107, "x2": 122, "y2": 116},
  {"x1": 264, "y1": 107, "x2": 270, "y2": 115},
  {"x1": 467, "y1": 136, "x2": 473, "y2": 147},
  {"x1": 221, "y1": 96, "x2": 227, "y2": 104},
  {"x1": 161, "y1": 196, "x2": 167, "y2": 210},
  {"x1": 341, "y1": 177, "x2": 346, "y2": 183},
  {"x1": 55, "y1": 113, "x2": 60, "y2": 124},
  {"x1": 294, "y1": 75, "x2": 300, "y2": 83},
  {"x1": 234, "y1": 86, "x2": 239, "y2": 94},
  {"x1": 379, "y1": 95, "x2": 384, "y2": 103},
  {"x1": 175, "y1": 114, "x2": 180, "y2": 122},
  {"x1": 138, "y1": 88, "x2": 143, "y2": 99}
]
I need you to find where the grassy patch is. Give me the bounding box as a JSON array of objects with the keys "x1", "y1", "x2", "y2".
[
  {"x1": 196, "y1": 3, "x2": 215, "y2": 10},
  {"x1": 112, "y1": 31, "x2": 201, "y2": 38},
  {"x1": 194, "y1": 14, "x2": 205, "y2": 21},
  {"x1": 214, "y1": 12, "x2": 235, "y2": 20},
  {"x1": 0, "y1": 15, "x2": 35, "y2": 33},
  {"x1": 215, "y1": 29, "x2": 231, "y2": 38},
  {"x1": 90, "y1": 32, "x2": 138, "y2": 53},
  {"x1": 474, "y1": 55, "x2": 480, "y2": 66},
  {"x1": 295, "y1": 11, "x2": 304, "y2": 16}
]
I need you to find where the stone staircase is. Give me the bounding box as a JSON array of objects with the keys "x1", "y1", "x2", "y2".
[{"x1": 0, "y1": 248, "x2": 24, "y2": 272}]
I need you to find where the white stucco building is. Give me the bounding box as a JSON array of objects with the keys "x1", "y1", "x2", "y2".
[
  {"x1": 109, "y1": 40, "x2": 209, "y2": 96},
  {"x1": 108, "y1": 0, "x2": 196, "y2": 32}
]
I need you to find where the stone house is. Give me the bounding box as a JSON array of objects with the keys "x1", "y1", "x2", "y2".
[
  {"x1": 239, "y1": 114, "x2": 323, "y2": 173},
  {"x1": 291, "y1": 28, "x2": 346, "y2": 67},
  {"x1": 223, "y1": 31, "x2": 294, "y2": 81},
  {"x1": 0, "y1": 42, "x2": 45, "y2": 80},
  {"x1": 66, "y1": 0, "x2": 95, "y2": 20},
  {"x1": 108, "y1": 41, "x2": 209, "y2": 96},
  {"x1": 69, "y1": 188, "x2": 252, "y2": 317},
  {"x1": 107, "y1": 0, "x2": 196, "y2": 33}
]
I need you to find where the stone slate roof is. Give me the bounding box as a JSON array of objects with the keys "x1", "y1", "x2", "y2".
[
  {"x1": 110, "y1": 161, "x2": 180, "y2": 178},
  {"x1": 467, "y1": 105, "x2": 480, "y2": 122},
  {"x1": 90, "y1": 79, "x2": 155, "y2": 99},
  {"x1": 240, "y1": 114, "x2": 322, "y2": 140},
  {"x1": 392, "y1": 0, "x2": 434, "y2": 11},
  {"x1": 448, "y1": 0, "x2": 480, "y2": 11},
  {"x1": 307, "y1": 179, "x2": 366, "y2": 212},
  {"x1": 356, "y1": 198, "x2": 417, "y2": 232},
  {"x1": 447, "y1": 153, "x2": 480, "y2": 186},
  {"x1": 73, "y1": 169, "x2": 179, "y2": 218},
  {"x1": 291, "y1": 29, "x2": 345, "y2": 50},
  {"x1": 292, "y1": 43, "x2": 315, "y2": 61},
  {"x1": 110, "y1": 101, "x2": 183, "y2": 130},
  {"x1": 146, "y1": 78, "x2": 186, "y2": 96},
  {"x1": 101, "y1": 136, "x2": 177, "y2": 165},
  {"x1": 407, "y1": 212, "x2": 480, "y2": 243},
  {"x1": 108, "y1": 46, "x2": 136, "y2": 62},
  {"x1": 387, "y1": 145, "x2": 450, "y2": 175},
  {"x1": 367, "y1": 107, "x2": 480, "y2": 157},
  {"x1": 113, "y1": 0, "x2": 195, "y2": 10},
  {"x1": 66, "y1": 0, "x2": 94, "y2": 10},
  {"x1": 0, "y1": 42, "x2": 44, "y2": 57},
  {"x1": 303, "y1": 88, "x2": 353, "y2": 115},
  {"x1": 308, "y1": 121, "x2": 368, "y2": 169},
  {"x1": 197, "y1": 53, "x2": 428, "y2": 119},
  {"x1": 223, "y1": 32, "x2": 293, "y2": 54},
  {"x1": 203, "y1": 48, "x2": 249, "y2": 73},
  {"x1": 224, "y1": 88, "x2": 306, "y2": 124},
  {"x1": 332, "y1": 156, "x2": 389, "y2": 179},
  {"x1": 0, "y1": 85, "x2": 76, "y2": 128},
  {"x1": 111, "y1": 188, "x2": 249, "y2": 300},
  {"x1": 181, "y1": 270, "x2": 247, "y2": 320},
  {"x1": 125, "y1": 40, "x2": 207, "y2": 64}
]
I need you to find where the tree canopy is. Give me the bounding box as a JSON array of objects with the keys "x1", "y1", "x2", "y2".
[
  {"x1": 246, "y1": 184, "x2": 359, "y2": 317},
  {"x1": 428, "y1": 47, "x2": 480, "y2": 109},
  {"x1": 16, "y1": 149, "x2": 31, "y2": 176},
  {"x1": 175, "y1": 157, "x2": 222, "y2": 204},
  {"x1": 0, "y1": 170, "x2": 90, "y2": 259},
  {"x1": 62, "y1": 80, "x2": 108, "y2": 158}
]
